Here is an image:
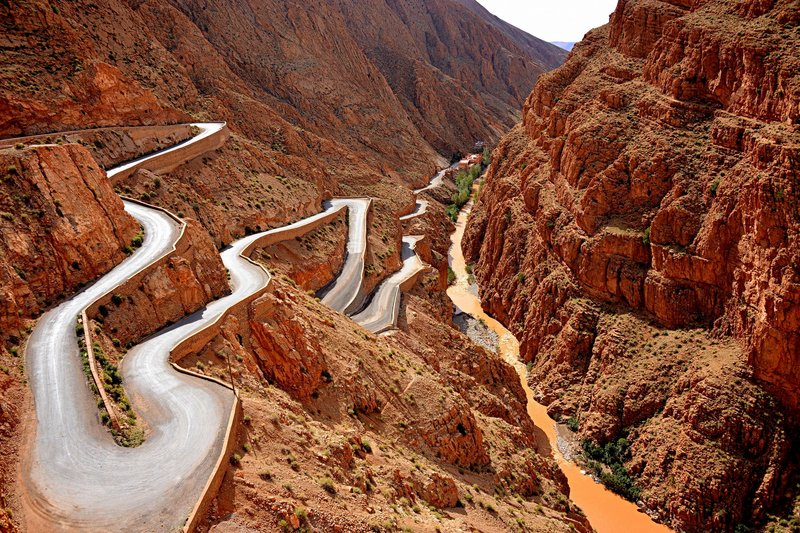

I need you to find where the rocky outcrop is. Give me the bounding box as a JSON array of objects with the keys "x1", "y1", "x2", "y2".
[
  {"x1": 0, "y1": 144, "x2": 139, "y2": 340},
  {"x1": 248, "y1": 288, "x2": 329, "y2": 402},
  {"x1": 390, "y1": 470, "x2": 460, "y2": 508},
  {"x1": 464, "y1": 0, "x2": 799, "y2": 530},
  {"x1": 86, "y1": 218, "x2": 229, "y2": 346}
]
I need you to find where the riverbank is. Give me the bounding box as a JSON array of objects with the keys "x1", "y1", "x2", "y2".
[{"x1": 446, "y1": 195, "x2": 673, "y2": 533}]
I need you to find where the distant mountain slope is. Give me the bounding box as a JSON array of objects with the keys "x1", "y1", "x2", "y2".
[
  {"x1": 335, "y1": 0, "x2": 567, "y2": 154},
  {"x1": 551, "y1": 41, "x2": 576, "y2": 51},
  {"x1": 0, "y1": 0, "x2": 564, "y2": 160}
]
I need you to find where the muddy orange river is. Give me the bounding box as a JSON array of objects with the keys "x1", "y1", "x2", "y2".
[{"x1": 446, "y1": 198, "x2": 673, "y2": 533}]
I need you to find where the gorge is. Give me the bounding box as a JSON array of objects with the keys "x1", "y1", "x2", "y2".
[{"x1": 1, "y1": 0, "x2": 798, "y2": 532}]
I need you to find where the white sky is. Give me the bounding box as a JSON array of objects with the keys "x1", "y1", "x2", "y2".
[{"x1": 475, "y1": 0, "x2": 619, "y2": 42}]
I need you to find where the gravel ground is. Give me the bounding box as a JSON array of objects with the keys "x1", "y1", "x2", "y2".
[{"x1": 453, "y1": 312, "x2": 499, "y2": 353}]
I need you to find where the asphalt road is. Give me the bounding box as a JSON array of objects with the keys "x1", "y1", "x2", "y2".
[
  {"x1": 399, "y1": 199, "x2": 429, "y2": 221},
  {"x1": 413, "y1": 167, "x2": 447, "y2": 194},
  {"x1": 106, "y1": 122, "x2": 226, "y2": 180},
  {"x1": 318, "y1": 198, "x2": 371, "y2": 314},
  {"x1": 24, "y1": 127, "x2": 341, "y2": 531},
  {"x1": 351, "y1": 236, "x2": 426, "y2": 333}
]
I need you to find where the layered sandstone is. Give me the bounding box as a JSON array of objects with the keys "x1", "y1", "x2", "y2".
[
  {"x1": 0, "y1": 144, "x2": 139, "y2": 341},
  {"x1": 87, "y1": 219, "x2": 229, "y2": 347},
  {"x1": 464, "y1": 0, "x2": 799, "y2": 530}
]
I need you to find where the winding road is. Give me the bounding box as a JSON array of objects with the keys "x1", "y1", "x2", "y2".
[
  {"x1": 23, "y1": 125, "x2": 346, "y2": 531},
  {"x1": 21, "y1": 122, "x2": 446, "y2": 529},
  {"x1": 318, "y1": 198, "x2": 371, "y2": 314},
  {"x1": 351, "y1": 236, "x2": 427, "y2": 333},
  {"x1": 346, "y1": 167, "x2": 446, "y2": 332}
]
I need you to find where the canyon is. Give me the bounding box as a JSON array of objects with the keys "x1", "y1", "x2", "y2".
[
  {"x1": 0, "y1": 0, "x2": 797, "y2": 532},
  {"x1": 0, "y1": 0, "x2": 588, "y2": 531},
  {"x1": 464, "y1": 0, "x2": 800, "y2": 531}
]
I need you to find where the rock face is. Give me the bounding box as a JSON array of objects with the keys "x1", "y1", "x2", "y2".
[
  {"x1": 1, "y1": 0, "x2": 564, "y2": 164},
  {"x1": 0, "y1": 144, "x2": 139, "y2": 340},
  {"x1": 87, "y1": 219, "x2": 229, "y2": 346},
  {"x1": 464, "y1": 0, "x2": 799, "y2": 530},
  {"x1": 332, "y1": 0, "x2": 566, "y2": 154}
]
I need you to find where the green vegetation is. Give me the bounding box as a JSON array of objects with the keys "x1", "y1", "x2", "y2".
[
  {"x1": 566, "y1": 416, "x2": 579, "y2": 431},
  {"x1": 131, "y1": 231, "x2": 144, "y2": 249},
  {"x1": 75, "y1": 316, "x2": 144, "y2": 447},
  {"x1": 447, "y1": 266, "x2": 456, "y2": 285},
  {"x1": 581, "y1": 438, "x2": 641, "y2": 501},
  {"x1": 320, "y1": 476, "x2": 337, "y2": 495},
  {"x1": 710, "y1": 179, "x2": 721, "y2": 197},
  {"x1": 482, "y1": 147, "x2": 491, "y2": 166},
  {"x1": 642, "y1": 226, "x2": 651, "y2": 246},
  {"x1": 445, "y1": 164, "x2": 482, "y2": 221},
  {"x1": 445, "y1": 203, "x2": 459, "y2": 222}
]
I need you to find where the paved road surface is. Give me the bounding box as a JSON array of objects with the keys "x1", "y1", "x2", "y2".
[
  {"x1": 318, "y1": 198, "x2": 371, "y2": 314},
  {"x1": 399, "y1": 199, "x2": 429, "y2": 221},
  {"x1": 24, "y1": 128, "x2": 341, "y2": 531},
  {"x1": 106, "y1": 122, "x2": 226, "y2": 180},
  {"x1": 413, "y1": 168, "x2": 447, "y2": 194},
  {"x1": 351, "y1": 236, "x2": 426, "y2": 333}
]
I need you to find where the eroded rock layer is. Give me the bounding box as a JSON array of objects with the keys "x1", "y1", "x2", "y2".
[{"x1": 464, "y1": 0, "x2": 799, "y2": 530}]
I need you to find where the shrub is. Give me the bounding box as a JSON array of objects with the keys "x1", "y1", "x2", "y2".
[
  {"x1": 229, "y1": 453, "x2": 242, "y2": 466},
  {"x1": 710, "y1": 179, "x2": 721, "y2": 197},
  {"x1": 111, "y1": 294, "x2": 123, "y2": 306},
  {"x1": 642, "y1": 226, "x2": 651, "y2": 246},
  {"x1": 447, "y1": 267, "x2": 456, "y2": 285},
  {"x1": 581, "y1": 438, "x2": 641, "y2": 501},
  {"x1": 566, "y1": 416, "x2": 579, "y2": 431},
  {"x1": 445, "y1": 203, "x2": 459, "y2": 222},
  {"x1": 361, "y1": 439, "x2": 373, "y2": 454},
  {"x1": 320, "y1": 476, "x2": 336, "y2": 494},
  {"x1": 259, "y1": 471, "x2": 272, "y2": 481}
]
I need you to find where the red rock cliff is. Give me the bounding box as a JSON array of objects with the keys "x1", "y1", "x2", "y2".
[
  {"x1": 0, "y1": 144, "x2": 139, "y2": 339},
  {"x1": 464, "y1": 0, "x2": 799, "y2": 530}
]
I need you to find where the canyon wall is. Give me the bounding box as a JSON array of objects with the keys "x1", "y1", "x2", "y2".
[
  {"x1": 0, "y1": 144, "x2": 139, "y2": 340},
  {"x1": 464, "y1": 0, "x2": 799, "y2": 530}
]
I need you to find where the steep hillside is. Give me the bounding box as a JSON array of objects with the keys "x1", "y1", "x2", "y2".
[
  {"x1": 0, "y1": 1, "x2": 578, "y2": 531},
  {"x1": 333, "y1": 0, "x2": 566, "y2": 154},
  {"x1": 465, "y1": 0, "x2": 799, "y2": 531}
]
